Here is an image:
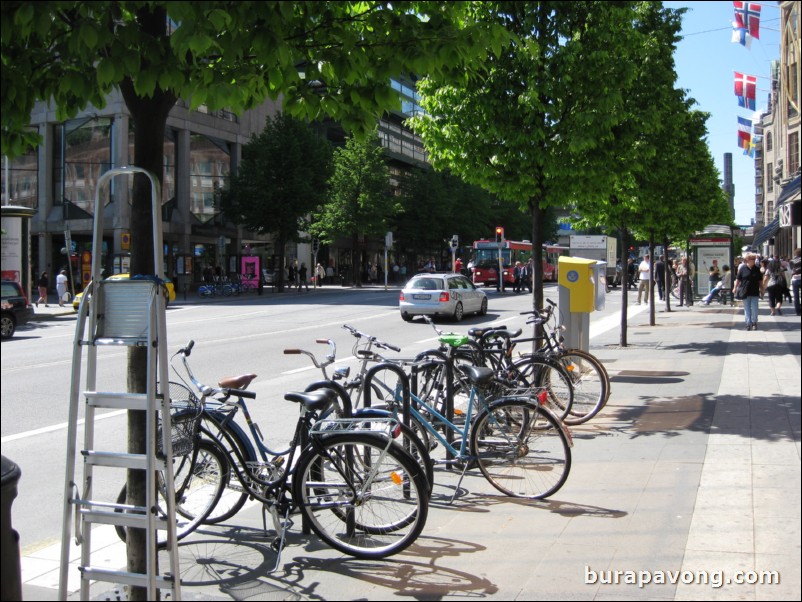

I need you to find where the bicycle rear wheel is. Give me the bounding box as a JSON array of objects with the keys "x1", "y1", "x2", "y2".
[
  {"x1": 510, "y1": 356, "x2": 574, "y2": 421},
  {"x1": 293, "y1": 433, "x2": 428, "y2": 559},
  {"x1": 555, "y1": 349, "x2": 609, "y2": 425},
  {"x1": 115, "y1": 438, "x2": 227, "y2": 546},
  {"x1": 470, "y1": 399, "x2": 571, "y2": 499}
]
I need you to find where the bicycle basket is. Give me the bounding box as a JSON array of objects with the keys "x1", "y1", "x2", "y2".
[{"x1": 156, "y1": 381, "x2": 202, "y2": 457}]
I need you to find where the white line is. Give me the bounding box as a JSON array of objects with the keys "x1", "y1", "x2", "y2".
[{"x1": 1, "y1": 410, "x2": 126, "y2": 444}]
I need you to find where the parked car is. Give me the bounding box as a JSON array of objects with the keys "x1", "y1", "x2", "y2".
[
  {"x1": 399, "y1": 273, "x2": 488, "y2": 322},
  {"x1": 1, "y1": 280, "x2": 34, "y2": 339},
  {"x1": 73, "y1": 273, "x2": 176, "y2": 310}
]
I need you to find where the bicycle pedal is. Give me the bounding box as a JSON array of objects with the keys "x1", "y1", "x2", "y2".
[{"x1": 270, "y1": 537, "x2": 282, "y2": 552}]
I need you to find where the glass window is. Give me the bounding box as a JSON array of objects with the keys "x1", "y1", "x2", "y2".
[
  {"x1": 189, "y1": 134, "x2": 230, "y2": 223},
  {"x1": 1, "y1": 145, "x2": 38, "y2": 207},
  {"x1": 788, "y1": 132, "x2": 799, "y2": 177},
  {"x1": 54, "y1": 117, "x2": 112, "y2": 213},
  {"x1": 126, "y1": 125, "x2": 176, "y2": 207}
]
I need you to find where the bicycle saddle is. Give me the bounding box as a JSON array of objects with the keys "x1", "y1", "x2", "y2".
[
  {"x1": 458, "y1": 365, "x2": 495, "y2": 386},
  {"x1": 218, "y1": 374, "x2": 257, "y2": 389},
  {"x1": 284, "y1": 388, "x2": 337, "y2": 412}
]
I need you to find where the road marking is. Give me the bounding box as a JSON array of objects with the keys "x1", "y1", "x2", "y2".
[{"x1": 1, "y1": 410, "x2": 126, "y2": 444}]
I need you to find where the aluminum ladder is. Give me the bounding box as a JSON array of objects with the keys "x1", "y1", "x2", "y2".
[{"x1": 58, "y1": 167, "x2": 181, "y2": 600}]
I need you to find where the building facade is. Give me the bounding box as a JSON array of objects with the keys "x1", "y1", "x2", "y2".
[{"x1": 752, "y1": 1, "x2": 800, "y2": 257}]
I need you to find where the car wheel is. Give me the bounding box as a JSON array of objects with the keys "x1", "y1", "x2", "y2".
[
  {"x1": 401, "y1": 312, "x2": 413, "y2": 322},
  {"x1": 1, "y1": 314, "x2": 16, "y2": 338},
  {"x1": 479, "y1": 297, "x2": 488, "y2": 316},
  {"x1": 453, "y1": 302, "x2": 464, "y2": 321}
]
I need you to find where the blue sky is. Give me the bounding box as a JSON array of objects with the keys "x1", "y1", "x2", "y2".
[{"x1": 665, "y1": 0, "x2": 782, "y2": 226}]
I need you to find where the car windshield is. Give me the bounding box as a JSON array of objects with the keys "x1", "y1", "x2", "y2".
[{"x1": 409, "y1": 278, "x2": 443, "y2": 291}]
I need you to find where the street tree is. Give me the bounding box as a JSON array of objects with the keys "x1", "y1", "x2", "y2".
[
  {"x1": 221, "y1": 113, "x2": 332, "y2": 292},
  {"x1": 310, "y1": 129, "x2": 393, "y2": 286},
  {"x1": 1, "y1": 2, "x2": 509, "y2": 596},
  {"x1": 410, "y1": 1, "x2": 643, "y2": 315}
]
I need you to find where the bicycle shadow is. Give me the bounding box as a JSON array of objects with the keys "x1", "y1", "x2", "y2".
[{"x1": 174, "y1": 526, "x2": 499, "y2": 600}]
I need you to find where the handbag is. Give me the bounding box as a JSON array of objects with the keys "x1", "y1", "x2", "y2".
[{"x1": 734, "y1": 280, "x2": 748, "y2": 300}]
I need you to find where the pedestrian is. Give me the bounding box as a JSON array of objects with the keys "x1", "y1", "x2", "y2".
[
  {"x1": 733, "y1": 252, "x2": 764, "y2": 330},
  {"x1": 36, "y1": 271, "x2": 49, "y2": 307},
  {"x1": 315, "y1": 263, "x2": 325, "y2": 287},
  {"x1": 654, "y1": 255, "x2": 666, "y2": 301},
  {"x1": 298, "y1": 262, "x2": 309, "y2": 292},
  {"x1": 636, "y1": 254, "x2": 651, "y2": 305},
  {"x1": 707, "y1": 259, "x2": 721, "y2": 292},
  {"x1": 56, "y1": 269, "x2": 69, "y2": 307},
  {"x1": 326, "y1": 264, "x2": 335, "y2": 285},
  {"x1": 791, "y1": 248, "x2": 801, "y2": 316},
  {"x1": 513, "y1": 261, "x2": 522, "y2": 293},
  {"x1": 702, "y1": 265, "x2": 731, "y2": 305},
  {"x1": 627, "y1": 258, "x2": 637, "y2": 289},
  {"x1": 762, "y1": 257, "x2": 785, "y2": 316},
  {"x1": 676, "y1": 258, "x2": 689, "y2": 306}
]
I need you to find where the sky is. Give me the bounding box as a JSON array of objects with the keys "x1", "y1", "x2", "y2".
[{"x1": 665, "y1": 0, "x2": 782, "y2": 226}]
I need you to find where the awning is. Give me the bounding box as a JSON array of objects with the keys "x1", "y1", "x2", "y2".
[
  {"x1": 752, "y1": 216, "x2": 780, "y2": 246},
  {"x1": 777, "y1": 174, "x2": 800, "y2": 205}
]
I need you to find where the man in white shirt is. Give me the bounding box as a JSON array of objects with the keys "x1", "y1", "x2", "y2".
[{"x1": 637, "y1": 254, "x2": 651, "y2": 305}]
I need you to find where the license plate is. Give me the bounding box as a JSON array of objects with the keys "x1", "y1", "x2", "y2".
[{"x1": 413, "y1": 294, "x2": 431, "y2": 300}]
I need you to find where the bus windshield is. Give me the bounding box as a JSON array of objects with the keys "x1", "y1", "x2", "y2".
[{"x1": 473, "y1": 248, "x2": 512, "y2": 267}]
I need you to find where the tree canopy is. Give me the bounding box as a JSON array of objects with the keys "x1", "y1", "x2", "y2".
[{"x1": 222, "y1": 113, "x2": 332, "y2": 291}]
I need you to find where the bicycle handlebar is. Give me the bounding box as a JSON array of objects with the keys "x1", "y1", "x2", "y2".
[
  {"x1": 342, "y1": 324, "x2": 401, "y2": 353},
  {"x1": 173, "y1": 340, "x2": 256, "y2": 404}
]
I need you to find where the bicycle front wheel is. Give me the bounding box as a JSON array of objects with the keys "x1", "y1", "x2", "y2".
[
  {"x1": 470, "y1": 399, "x2": 571, "y2": 499},
  {"x1": 293, "y1": 433, "x2": 428, "y2": 559},
  {"x1": 115, "y1": 438, "x2": 227, "y2": 546},
  {"x1": 556, "y1": 350, "x2": 609, "y2": 425}
]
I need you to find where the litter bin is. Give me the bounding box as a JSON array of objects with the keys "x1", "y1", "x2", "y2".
[{"x1": 1, "y1": 455, "x2": 22, "y2": 601}]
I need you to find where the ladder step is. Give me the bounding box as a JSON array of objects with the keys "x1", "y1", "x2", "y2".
[
  {"x1": 82, "y1": 451, "x2": 166, "y2": 471},
  {"x1": 79, "y1": 567, "x2": 175, "y2": 589},
  {"x1": 85, "y1": 391, "x2": 154, "y2": 411},
  {"x1": 80, "y1": 508, "x2": 169, "y2": 530}
]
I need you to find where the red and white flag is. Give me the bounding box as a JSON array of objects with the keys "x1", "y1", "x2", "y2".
[
  {"x1": 733, "y1": 2, "x2": 761, "y2": 40},
  {"x1": 734, "y1": 72, "x2": 757, "y2": 110}
]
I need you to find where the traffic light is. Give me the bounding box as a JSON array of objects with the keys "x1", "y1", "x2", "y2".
[{"x1": 495, "y1": 226, "x2": 504, "y2": 242}]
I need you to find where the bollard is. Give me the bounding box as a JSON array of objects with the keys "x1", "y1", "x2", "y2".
[{"x1": 1, "y1": 455, "x2": 22, "y2": 601}]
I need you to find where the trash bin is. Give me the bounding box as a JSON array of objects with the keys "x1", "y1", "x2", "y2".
[{"x1": 1, "y1": 455, "x2": 22, "y2": 602}]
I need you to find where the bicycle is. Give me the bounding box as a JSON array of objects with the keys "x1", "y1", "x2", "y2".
[
  {"x1": 148, "y1": 340, "x2": 430, "y2": 563},
  {"x1": 413, "y1": 317, "x2": 576, "y2": 424},
  {"x1": 283, "y1": 337, "x2": 434, "y2": 493},
  {"x1": 360, "y1": 328, "x2": 574, "y2": 500},
  {"x1": 198, "y1": 278, "x2": 233, "y2": 298},
  {"x1": 113, "y1": 381, "x2": 227, "y2": 547},
  {"x1": 469, "y1": 301, "x2": 608, "y2": 425}
]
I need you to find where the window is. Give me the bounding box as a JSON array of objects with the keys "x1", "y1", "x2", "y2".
[
  {"x1": 189, "y1": 134, "x2": 230, "y2": 223},
  {"x1": 53, "y1": 117, "x2": 112, "y2": 213},
  {"x1": 767, "y1": 163, "x2": 773, "y2": 192},
  {"x1": 1, "y1": 145, "x2": 37, "y2": 207},
  {"x1": 788, "y1": 132, "x2": 799, "y2": 177},
  {"x1": 766, "y1": 132, "x2": 772, "y2": 151}
]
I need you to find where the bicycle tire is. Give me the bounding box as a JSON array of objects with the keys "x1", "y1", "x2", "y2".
[
  {"x1": 293, "y1": 432, "x2": 428, "y2": 559},
  {"x1": 305, "y1": 380, "x2": 433, "y2": 495},
  {"x1": 198, "y1": 411, "x2": 258, "y2": 524},
  {"x1": 509, "y1": 356, "x2": 574, "y2": 421},
  {"x1": 115, "y1": 438, "x2": 227, "y2": 546},
  {"x1": 553, "y1": 349, "x2": 609, "y2": 425},
  {"x1": 470, "y1": 398, "x2": 571, "y2": 499}
]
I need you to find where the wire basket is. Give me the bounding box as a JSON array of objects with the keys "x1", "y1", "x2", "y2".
[{"x1": 156, "y1": 381, "x2": 203, "y2": 457}]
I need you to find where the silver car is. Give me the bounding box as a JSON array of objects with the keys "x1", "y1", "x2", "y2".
[{"x1": 399, "y1": 273, "x2": 488, "y2": 322}]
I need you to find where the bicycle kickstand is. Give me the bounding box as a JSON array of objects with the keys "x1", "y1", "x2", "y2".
[
  {"x1": 449, "y1": 457, "x2": 474, "y2": 505},
  {"x1": 262, "y1": 503, "x2": 291, "y2": 572}
]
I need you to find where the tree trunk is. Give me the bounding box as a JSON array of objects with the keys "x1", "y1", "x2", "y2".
[
  {"x1": 620, "y1": 227, "x2": 629, "y2": 347},
  {"x1": 528, "y1": 201, "x2": 545, "y2": 346},
  {"x1": 118, "y1": 8, "x2": 176, "y2": 598}
]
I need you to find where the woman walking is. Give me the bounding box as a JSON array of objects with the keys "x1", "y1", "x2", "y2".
[
  {"x1": 763, "y1": 257, "x2": 785, "y2": 316},
  {"x1": 36, "y1": 271, "x2": 49, "y2": 307},
  {"x1": 56, "y1": 270, "x2": 68, "y2": 307},
  {"x1": 733, "y1": 253, "x2": 764, "y2": 330}
]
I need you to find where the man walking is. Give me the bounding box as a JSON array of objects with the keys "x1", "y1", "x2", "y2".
[
  {"x1": 654, "y1": 255, "x2": 666, "y2": 301},
  {"x1": 637, "y1": 254, "x2": 651, "y2": 305}
]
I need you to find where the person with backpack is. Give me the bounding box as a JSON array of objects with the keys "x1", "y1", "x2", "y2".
[{"x1": 763, "y1": 257, "x2": 785, "y2": 316}]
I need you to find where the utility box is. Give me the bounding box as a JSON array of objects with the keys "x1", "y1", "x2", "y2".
[
  {"x1": 558, "y1": 257, "x2": 599, "y2": 312},
  {"x1": 557, "y1": 256, "x2": 605, "y2": 352}
]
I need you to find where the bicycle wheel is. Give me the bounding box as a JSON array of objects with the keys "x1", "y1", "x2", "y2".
[
  {"x1": 293, "y1": 432, "x2": 428, "y2": 559},
  {"x1": 510, "y1": 356, "x2": 574, "y2": 421},
  {"x1": 198, "y1": 412, "x2": 258, "y2": 524},
  {"x1": 470, "y1": 399, "x2": 571, "y2": 499},
  {"x1": 554, "y1": 349, "x2": 609, "y2": 425},
  {"x1": 115, "y1": 438, "x2": 227, "y2": 546}
]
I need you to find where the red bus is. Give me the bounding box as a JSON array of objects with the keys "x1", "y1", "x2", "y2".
[{"x1": 470, "y1": 239, "x2": 568, "y2": 287}]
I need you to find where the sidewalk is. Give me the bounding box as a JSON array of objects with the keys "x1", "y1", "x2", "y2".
[{"x1": 22, "y1": 301, "x2": 801, "y2": 601}]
